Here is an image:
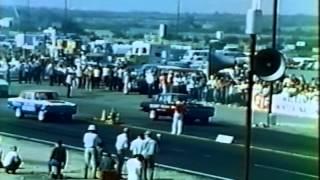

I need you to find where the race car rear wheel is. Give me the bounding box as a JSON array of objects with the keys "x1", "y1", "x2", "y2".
[
  {"x1": 15, "y1": 108, "x2": 24, "y2": 119},
  {"x1": 200, "y1": 118, "x2": 209, "y2": 125},
  {"x1": 64, "y1": 114, "x2": 73, "y2": 121},
  {"x1": 38, "y1": 111, "x2": 46, "y2": 122}
]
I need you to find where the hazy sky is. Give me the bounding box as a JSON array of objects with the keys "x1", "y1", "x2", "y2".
[{"x1": 1, "y1": 0, "x2": 318, "y2": 15}]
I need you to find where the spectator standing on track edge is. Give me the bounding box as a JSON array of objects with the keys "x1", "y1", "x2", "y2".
[
  {"x1": 99, "y1": 152, "x2": 117, "y2": 180},
  {"x1": 171, "y1": 100, "x2": 185, "y2": 135},
  {"x1": 126, "y1": 154, "x2": 144, "y2": 180},
  {"x1": 83, "y1": 124, "x2": 102, "y2": 179},
  {"x1": 142, "y1": 131, "x2": 158, "y2": 180},
  {"x1": 115, "y1": 127, "x2": 129, "y2": 178}
]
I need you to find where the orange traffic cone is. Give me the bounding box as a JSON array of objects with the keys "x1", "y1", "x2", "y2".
[{"x1": 114, "y1": 113, "x2": 120, "y2": 124}]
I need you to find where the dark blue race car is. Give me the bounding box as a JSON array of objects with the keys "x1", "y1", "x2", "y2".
[{"x1": 140, "y1": 93, "x2": 215, "y2": 124}]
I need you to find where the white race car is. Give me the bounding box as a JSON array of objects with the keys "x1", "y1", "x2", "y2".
[{"x1": 8, "y1": 90, "x2": 77, "y2": 122}]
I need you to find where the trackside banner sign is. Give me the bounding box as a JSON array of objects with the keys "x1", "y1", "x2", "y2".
[{"x1": 271, "y1": 94, "x2": 319, "y2": 119}]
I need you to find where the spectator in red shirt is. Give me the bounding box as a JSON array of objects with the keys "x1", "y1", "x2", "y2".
[{"x1": 171, "y1": 101, "x2": 185, "y2": 135}]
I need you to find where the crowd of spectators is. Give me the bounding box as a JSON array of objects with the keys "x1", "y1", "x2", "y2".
[{"x1": 1, "y1": 53, "x2": 319, "y2": 109}]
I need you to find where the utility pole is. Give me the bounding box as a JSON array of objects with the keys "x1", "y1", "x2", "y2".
[
  {"x1": 176, "y1": 0, "x2": 181, "y2": 39},
  {"x1": 244, "y1": 0, "x2": 262, "y2": 179},
  {"x1": 27, "y1": 0, "x2": 30, "y2": 18},
  {"x1": 64, "y1": 0, "x2": 68, "y2": 20},
  {"x1": 245, "y1": 33, "x2": 256, "y2": 180},
  {"x1": 22, "y1": 0, "x2": 31, "y2": 58},
  {"x1": 64, "y1": 0, "x2": 68, "y2": 33},
  {"x1": 267, "y1": 0, "x2": 279, "y2": 126},
  {"x1": 27, "y1": 0, "x2": 31, "y2": 30}
]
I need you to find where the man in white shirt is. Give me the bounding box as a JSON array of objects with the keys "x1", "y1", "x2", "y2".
[
  {"x1": 126, "y1": 155, "x2": 143, "y2": 180},
  {"x1": 102, "y1": 65, "x2": 110, "y2": 90},
  {"x1": 93, "y1": 66, "x2": 101, "y2": 89},
  {"x1": 115, "y1": 128, "x2": 129, "y2": 177},
  {"x1": 46, "y1": 61, "x2": 55, "y2": 86},
  {"x1": 117, "y1": 68, "x2": 124, "y2": 91},
  {"x1": 75, "y1": 65, "x2": 83, "y2": 88},
  {"x1": 142, "y1": 131, "x2": 158, "y2": 180},
  {"x1": 65, "y1": 67, "x2": 75, "y2": 98},
  {"x1": 172, "y1": 73, "x2": 183, "y2": 93},
  {"x1": 84, "y1": 66, "x2": 93, "y2": 92},
  {"x1": 130, "y1": 134, "x2": 145, "y2": 156},
  {"x1": 145, "y1": 71, "x2": 155, "y2": 98},
  {"x1": 2, "y1": 146, "x2": 22, "y2": 174},
  {"x1": 123, "y1": 70, "x2": 130, "y2": 94},
  {"x1": 83, "y1": 124, "x2": 102, "y2": 179}
]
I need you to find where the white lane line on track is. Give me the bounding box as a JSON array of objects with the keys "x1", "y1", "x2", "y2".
[
  {"x1": 122, "y1": 124, "x2": 318, "y2": 160},
  {"x1": 0, "y1": 132, "x2": 234, "y2": 180},
  {"x1": 254, "y1": 164, "x2": 319, "y2": 179}
]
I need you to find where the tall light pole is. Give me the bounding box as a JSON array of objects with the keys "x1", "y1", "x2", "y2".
[{"x1": 244, "y1": 0, "x2": 262, "y2": 179}]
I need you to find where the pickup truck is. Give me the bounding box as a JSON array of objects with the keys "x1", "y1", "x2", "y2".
[
  {"x1": 140, "y1": 93, "x2": 215, "y2": 124},
  {"x1": 7, "y1": 90, "x2": 77, "y2": 122}
]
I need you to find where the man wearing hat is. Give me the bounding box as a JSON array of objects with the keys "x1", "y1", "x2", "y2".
[
  {"x1": 142, "y1": 131, "x2": 158, "y2": 180},
  {"x1": 83, "y1": 124, "x2": 102, "y2": 179},
  {"x1": 115, "y1": 128, "x2": 129, "y2": 177}
]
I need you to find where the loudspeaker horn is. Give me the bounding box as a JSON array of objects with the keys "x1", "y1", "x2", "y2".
[{"x1": 254, "y1": 48, "x2": 286, "y2": 82}]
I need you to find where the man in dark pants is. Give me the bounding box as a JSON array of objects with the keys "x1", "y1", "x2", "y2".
[
  {"x1": 115, "y1": 128, "x2": 129, "y2": 178},
  {"x1": 48, "y1": 140, "x2": 67, "y2": 179},
  {"x1": 143, "y1": 131, "x2": 158, "y2": 180},
  {"x1": 18, "y1": 61, "x2": 24, "y2": 84},
  {"x1": 65, "y1": 67, "x2": 74, "y2": 98},
  {"x1": 99, "y1": 152, "x2": 117, "y2": 180},
  {"x1": 47, "y1": 61, "x2": 55, "y2": 86},
  {"x1": 6, "y1": 60, "x2": 11, "y2": 85}
]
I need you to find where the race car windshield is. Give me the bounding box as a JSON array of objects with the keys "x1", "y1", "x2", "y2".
[
  {"x1": 159, "y1": 95, "x2": 188, "y2": 103},
  {"x1": 35, "y1": 92, "x2": 59, "y2": 100}
]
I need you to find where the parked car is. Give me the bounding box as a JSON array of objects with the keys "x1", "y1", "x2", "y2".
[
  {"x1": 140, "y1": 93, "x2": 215, "y2": 124},
  {"x1": 7, "y1": 90, "x2": 77, "y2": 122}
]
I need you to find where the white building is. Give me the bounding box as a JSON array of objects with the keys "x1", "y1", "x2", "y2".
[
  {"x1": 15, "y1": 34, "x2": 41, "y2": 50},
  {"x1": 131, "y1": 41, "x2": 170, "y2": 63},
  {"x1": 0, "y1": 17, "x2": 14, "y2": 28},
  {"x1": 112, "y1": 44, "x2": 132, "y2": 56},
  {"x1": 43, "y1": 27, "x2": 57, "y2": 58}
]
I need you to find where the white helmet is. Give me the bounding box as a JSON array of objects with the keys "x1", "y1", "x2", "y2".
[{"x1": 88, "y1": 124, "x2": 96, "y2": 131}]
